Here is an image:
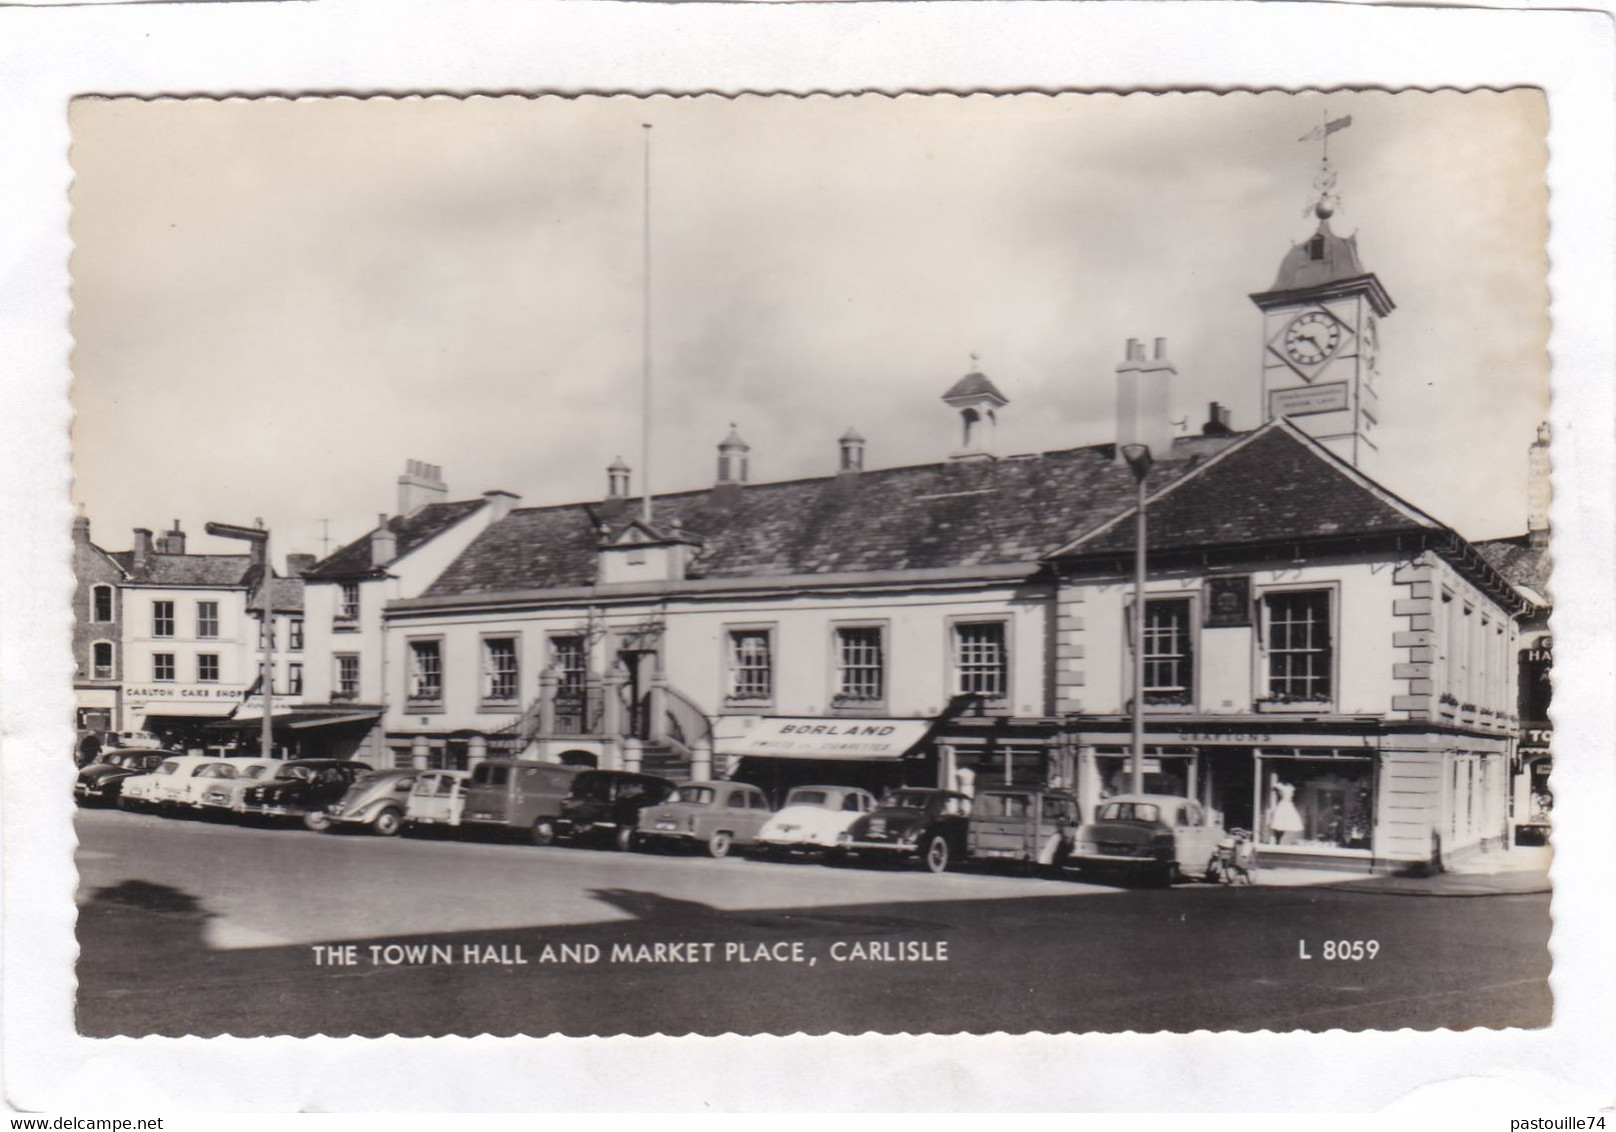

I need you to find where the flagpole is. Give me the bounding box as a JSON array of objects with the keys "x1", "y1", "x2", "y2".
[{"x1": 641, "y1": 123, "x2": 654, "y2": 527}]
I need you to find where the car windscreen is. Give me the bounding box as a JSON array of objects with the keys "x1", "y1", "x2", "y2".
[
  {"x1": 155, "y1": 762, "x2": 180, "y2": 775},
  {"x1": 196, "y1": 764, "x2": 236, "y2": 778},
  {"x1": 786, "y1": 789, "x2": 829, "y2": 807},
  {"x1": 240, "y1": 765, "x2": 273, "y2": 780},
  {"x1": 885, "y1": 791, "x2": 939, "y2": 811},
  {"x1": 472, "y1": 764, "x2": 509, "y2": 787},
  {"x1": 570, "y1": 774, "x2": 615, "y2": 802},
  {"x1": 1098, "y1": 801, "x2": 1160, "y2": 823},
  {"x1": 672, "y1": 786, "x2": 714, "y2": 805}
]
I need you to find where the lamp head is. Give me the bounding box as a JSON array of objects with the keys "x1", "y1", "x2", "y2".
[{"x1": 1119, "y1": 443, "x2": 1154, "y2": 481}]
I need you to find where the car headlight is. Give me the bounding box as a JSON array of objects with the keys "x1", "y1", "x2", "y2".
[
  {"x1": 837, "y1": 832, "x2": 852, "y2": 845},
  {"x1": 329, "y1": 804, "x2": 345, "y2": 816},
  {"x1": 899, "y1": 829, "x2": 920, "y2": 845}
]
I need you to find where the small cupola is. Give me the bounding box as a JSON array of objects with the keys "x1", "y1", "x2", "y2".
[
  {"x1": 607, "y1": 456, "x2": 632, "y2": 500},
  {"x1": 717, "y1": 424, "x2": 750, "y2": 485},
  {"x1": 941, "y1": 367, "x2": 1008, "y2": 461},
  {"x1": 838, "y1": 427, "x2": 866, "y2": 474}
]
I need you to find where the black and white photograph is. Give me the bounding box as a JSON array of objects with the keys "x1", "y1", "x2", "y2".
[{"x1": 60, "y1": 88, "x2": 1561, "y2": 1040}]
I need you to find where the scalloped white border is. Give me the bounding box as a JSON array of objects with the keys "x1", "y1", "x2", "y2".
[{"x1": 3, "y1": 0, "x2": 1613, "y2": 1115}]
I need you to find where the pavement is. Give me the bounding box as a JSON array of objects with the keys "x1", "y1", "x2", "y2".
[
  {"x1": 1252, "y1": 843, "x2": 1553, "y2": 897},
  {"x1": 73, "y1": 805, "x2": 1554, "y2": 1038}
]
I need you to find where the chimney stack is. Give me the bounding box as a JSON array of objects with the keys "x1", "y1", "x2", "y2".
[
  {"x1": 838, "y1": 427, "x2": 866, "y2": 474},
  {"x1": 397, "y1": 459, "x2": 448, "y2": 516},
  {"x1": 607, "y1": 456, "x2": 632, "y2": 500},
  {"x1": 132, "y1": 528, "x2": 154, "y2": 569},
  {"x1": 285, "y1": 552, "x2": 318, "y2": 577},
  {"x1": 371, "y1": 514, "x2": 398, "y2": 566},
  {"x1": 1201, "y1": 401, "x2": 1233, "y2": 436},
  {"x1": 1528, "y1": 422, "x2": 1551, "y2": 549},
  {"x1": 163, "y1": 520, "x2": 186, "y2": 556},
  {"x1": 483, "y1": 489, "x2": 519, "y2": 523},
  {"x1": 73, "y1": 513, "x2": 91, "y2": 544},
  {"x1": 1115, "y1": 336, "x2": 1176, "y2": 465}
]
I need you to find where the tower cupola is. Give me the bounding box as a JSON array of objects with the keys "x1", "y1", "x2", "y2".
[
  {"x1": 941, "y1": 368, "x2": 1008, "y2": 461},
  {"x1": 717, "y1": 424, "x2": 750, "y2": 485},
  {"x1": 607, "y1": 456, "x2": 632, "y2": 500},
  {"x1": 838, "y1": 427, "x2": 866, "y2": 473}
]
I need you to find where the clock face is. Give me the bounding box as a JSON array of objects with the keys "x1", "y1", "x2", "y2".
[
  {"x1": 1362, "y1": 315, "x2": 1379, "y2": 370},
  {"x1": 1282, "y1": 311, "x2": 1342, "y2": 367}
]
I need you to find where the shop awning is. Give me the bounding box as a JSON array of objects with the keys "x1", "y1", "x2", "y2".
[
  {"x1": 206, "y1": 710, "x2": 381, "y2": 732},
  {"x1": 714, "y1": 716, "x2": 932, "y2": 761}
]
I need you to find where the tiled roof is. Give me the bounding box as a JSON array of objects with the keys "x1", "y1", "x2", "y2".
[
  {"x1": 1475, "y1": 536, "x2": 1552, "y2": 599},
  {"x1": 1054, "y1": 423, "x2": 1438, "y2": 558},
  {"x1": 247, "y1": 571, "x2": 306, "y2": 613},
  {"x1": 110, "y1": 551, "x2": 254, "y2": 587},
  {"x1": 942, "y1": 372, "x2": 1007, "y2": 404},
  {"x1": 423, "y1": 433, "x2": 1245, "y2": 598},
  {"x1": 1267, "y1": 219, "x2": 1366, "y2": 293},
  {"x1": 305, "y1": 499, "x2": 487, "y2": 580}
]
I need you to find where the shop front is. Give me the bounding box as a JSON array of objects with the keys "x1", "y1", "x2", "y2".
[{"x1": 713, "y1": 716, "x2": 937, "y2": 806}]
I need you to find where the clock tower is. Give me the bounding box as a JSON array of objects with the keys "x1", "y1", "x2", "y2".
[{"x1": 1250, "y1": 198, "x2": 1395, "y2": 474}]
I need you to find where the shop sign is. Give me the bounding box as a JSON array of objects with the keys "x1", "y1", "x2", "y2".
[
  {"x1": 1176, "y1": 729, "x2": 1273, "y2": 744},
  {"x1": 713, "y1": 716, "x2": 931, "y2": 761},
  {"x1": 1269, "y1": 382, "x2": 1349, "y2": 418}
]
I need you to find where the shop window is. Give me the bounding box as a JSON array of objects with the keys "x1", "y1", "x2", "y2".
[
  {"x1": 92, "y1": 641, "x2": 115, "y2": 680},
  {"x1": 1141, "y1": 599, "x2": 1193, "y2": 705},
  {"x1": 196, "y1": 601, "x2": 219, "y2": 639},
  {"x1": 337, "y1": 582, "x2": 360, "y2": 623},
  {"x1": 1262, "y1": 591, "x2": 1332, "y2": 704},
  {"x1": 92, "y1": 585, "x2": 113, "y2": 623},
  {"x1": 834, "y1": 626, "x2": 884, "y2": 705},
  {"x1": 153, "y1": 653, "x2": 175, "y2": 682},
  {"x1": 408, "y1": 640, "x2": 443, "y2": 705},
  {"x1": 335, "y1": 654, "x2": 360, "y2": 700},
  {"x1": 197, "y1": 653, "x2": 220, "y2": 683},
  {"x1": 483, "y1": 637, "x2": 519, "y2": 702},
  {"x1": 727, "y1": 628, "x2": 773, "y2": 703},
  {"x1": 152, "y1": 601, "x2": 175, "y2": 639},
  {"x1": 953, "y1": 621, "x2": 1007, "y2": 700},
  {"x1": 1261, "y1": 759, "x2": 1372, "y2": 850}
]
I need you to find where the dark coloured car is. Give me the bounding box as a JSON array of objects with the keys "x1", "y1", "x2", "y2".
[
  {"x1": 73, "y1": 749, "x2": 170, "y2": 806},
  {"x1": 460, "y1": 760, "x2": 581, "y2": 845},
  {"x1": 554, "y1": 770, "x2": 676, "y2": 850},
  {"x1": 832, "y1": 788, "x2": 973, "y2": 874},
  {"x1": 239, "y1": 759, "x2": 374, "y2": 827}
]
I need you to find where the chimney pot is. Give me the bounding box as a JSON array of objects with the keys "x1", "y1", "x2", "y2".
[
  {"x1": 1154, "y1": 337, "x2": 1167, "y2": 360},
  {"x1": 370, "y1": 514, "x2": 398, "y2": 567}
]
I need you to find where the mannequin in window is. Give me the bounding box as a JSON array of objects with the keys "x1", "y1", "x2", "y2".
[{"x1": 1269, "y1": 776, "x2": 1304, "y2": 845}]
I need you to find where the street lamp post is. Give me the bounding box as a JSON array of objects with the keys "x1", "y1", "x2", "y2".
[
  {"x1": 1119, "y1": 443, "x2": 1154, "y2": 795},
  {"x1": 206, "y1": 521, "x2": 274, "y2": 761}
]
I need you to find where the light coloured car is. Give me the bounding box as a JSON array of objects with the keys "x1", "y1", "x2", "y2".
[
  {"x1": 405, "y1": 770, "x2": 472, "y2": 832},
  {"x1": 1067, "y1": 793, "x2": 1224, "y2": 886},
  {"x1": 635, "y1": 781, "x2": 773, "y2": 858},
  {"x1": 196, "y1": 759, "x2": 282, "y2": 814},
  {"x1": 155, "y1": 757, "x2": 253, "y2": 811},
  {"x1": 754, "y1": 785, "x2": 878, "y2": 856},
  {"x1": 320, "y1": 769, "x2": 420, "y2": 835},
  {"x1": 119, "y1": 754, "x2": 209, "y2": 811}
]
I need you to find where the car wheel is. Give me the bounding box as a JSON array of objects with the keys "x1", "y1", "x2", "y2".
[
  {"x1": 615, "y1": 827, "x2": 635, "y2": 852},
  {"x1": 373, "y1": 808, "x2": 403, "y2": 837},
  {"x1": 707, "y1": 831, "x2": 732, "y2": 859},
  {"x1": 303, "y1": 810, "x2": 333, "y2": 833},
  {"x1": 1157, "y1": 860, "x2": 1181, "y2": 887},
  {"x1": 923, "y1": 836, "x2": 951, "y2": 874},
  {"x1": 530, "y1": 818, "x2": 557, "y2": 847}
]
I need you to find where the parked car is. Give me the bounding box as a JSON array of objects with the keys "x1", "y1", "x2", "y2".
[
  {"x1": 555, "y1": 770, "x2": 676, "y2": 850},
  {"x1": 74, "y1": 749, "x2": 170, "y2": 806},
  {"x1": 635, "y1": 781, "x2": 774, "y2": 857},
  {"x1": 153, "y1": 757, "x2": 253, "y2": 812},
  {"x1": 320, "y1": 769, "x2": 420, "y2": 835},
  {"x1": 1066, "y1": 793, "x2": 1224, "y2": 885},
  {"x1": 754, "y1": 785, "x2": 878, "y2": 857},
  {"x1": 460, "y1": 760, "x2": 580, "y2": 845},
  {"x1": 404, "y1": 770, "x2": 472, "y2": 832},
  {"x1": 831, "y1": 788, "x2": 973, "y2": 874},
  {"x1": 118, "y1": 755, "x2": 210, "y2": 812},
  {"x1": 196, "y1": 759, "x2": 282, "y2": 815},
  {"x1": 239, "y1": 760, "x2": 373, "y2": 827},
  {"x1": 966, "y1": 786, "x2": 1081, "y2": 872}
]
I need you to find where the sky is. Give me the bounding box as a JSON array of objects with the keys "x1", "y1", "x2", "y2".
[{"x1": 68, "y1": 90, "x2": 1550, "y2": 565}]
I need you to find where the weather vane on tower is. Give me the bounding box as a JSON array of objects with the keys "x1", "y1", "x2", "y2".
[{"x1": 1299, "y1": 109, "x2": 1352, "y2": 219}]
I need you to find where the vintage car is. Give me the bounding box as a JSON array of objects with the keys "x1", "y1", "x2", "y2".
[
  {"x1": 118, "y1": 754, "x2": 210, "y2": 812},
  {"x1": 554, "y1": 769, "x2": 676, "y2": 850},
  {"x1": 196, "y1": 759, "x2": 282, "y2": 814},
  {"x1": 318, "y1": 769, "x2": 420, "y2": 835},
  {"x1": 1067, "y1": 793, "x2": 1224, "y2": 885},
  {"x1": 404, "y1": 770, "x2": 472, "y2": 832},
  {"x1": 754, "y1": 785, "x2": 878, "y2": 856},
  {"x1": 239, "y1": 759, "x2": 373, "y2": 827},
  {"x1": 154, "y1": 757, "x2": 258, "y2": 812},
  {"x1": 460, "y1": 759, "x2": 580, "y2": 845},
  {"x1": 965, "y1": 787, "x2": 1081, "y2": 871},
  {"x1": 831, "y1": 787, "x2": 973, "y2": 874},
  {"x1": 635, "y1": 780, "x2": 774, "y2": 857},
  {"x1": 74, "y1": 749, "x2": 171, "y2": 806}
]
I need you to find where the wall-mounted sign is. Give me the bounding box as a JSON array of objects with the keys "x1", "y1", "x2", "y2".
[
  {"x1": 1270, "y1": 381, "x2": 1350, "y2": 419},
  {"x1": 1177, "y1": 730, "x2": 1274, "y2": 744},
  {"x1": 1205, "y1": 575, "x2": 1252, "y2": 627},
  {"x1": 1518, "y1": 637, "x2": 1552, "y2": 724}
]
